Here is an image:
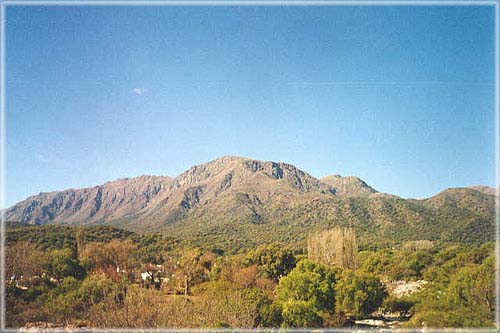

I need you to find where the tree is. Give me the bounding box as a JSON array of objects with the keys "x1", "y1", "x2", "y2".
[
  {"x1": 447, "y1": 256, "x2": 494, "y2": 311},
  {"x1": 259, "y1": 303, "x2": 283, "y2": 327},
  {"x1": 43, "y1": 248, "x2": 86, "y2": 281},
  {"x1": 246, "y1": 244, "x2": 297, "y2": 281},
  {"x1": 232, "y1": 265, "x2": 259, "y2": 288},
  {"x1": 177, "y1": 248, "x2": 207, "y2": 295},
  {"x1": 335, "y1": 269, "x2": 387, "y2": 318},
  {"x1": 80, "y1": 239, "x2": 138, "y2": 277},
  {"x1": 42, "y1": 276, "x2": 82, "y2": 325},
  {"x1": 275, "y1": 259, "x2": 337, "y2": 313},
  {"x1": 77, "y1": 274, "x2": 116, "y2": 307},
  {"x1": 281, "y1": 300, "x2": 322, "y2": 328},
  {"x1": 395, "y1": 250, "x2": 433, "y2": 280},
  {"x1": 408, "y1": 280, "x2": 494, "y2": 328},
  {"x1": 308, "y1": 228, "x2": 357, "y2": 269},
  {"x1": 42, "y1": 274, "x2": 125, "y2": 326},
  {"x1": 358, "y1": 249, "x2": 393, "y2": 278},
  {"x1": 75, "y1": 227, "x2": 85, "y2": 259},
  {"x1": 5, "y1": 241, "x2": 45, "y2": 286}
]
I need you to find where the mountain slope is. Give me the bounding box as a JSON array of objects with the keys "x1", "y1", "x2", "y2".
[
  {"x1": 5, "y1": 175, "x2": 173, "y2": 226},
  {"x1": 159, "y1": 188, "x2": 495, "y2": 251}
]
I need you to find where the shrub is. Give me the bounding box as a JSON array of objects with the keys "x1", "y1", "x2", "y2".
[
  {"x1": 335, "y1": 270, "x2": 387, "y2": 318},
  {"x1": 281, "y1": 300, "x2": 322, "y2": 328}
]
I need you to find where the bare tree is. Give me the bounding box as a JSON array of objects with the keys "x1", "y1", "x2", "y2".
[
  {"x1": 307, "y1": 228, "x2": 357, "y2": 269},
  {"x1": 5, "y1": 241, "x2": 45, "y2": 286},
  {"x1": 176, "y1": 248, "x2": 208, "y2": 295},
  {"x1": 81, "y1": 239, "x2": 138, "y2": 277}
]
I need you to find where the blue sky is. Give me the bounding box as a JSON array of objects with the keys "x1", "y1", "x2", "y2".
[{"x1": 4, "y1": 5, "x2": 496, "y2": 207}]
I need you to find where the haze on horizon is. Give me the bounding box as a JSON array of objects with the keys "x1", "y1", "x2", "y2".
[{"x1": 4, "y1": 5, "x2": 496, "y2": 208}]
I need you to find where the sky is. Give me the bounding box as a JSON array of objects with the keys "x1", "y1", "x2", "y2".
[{"x1": 4, "y1": 5, "x2": 496, "y2": 207}]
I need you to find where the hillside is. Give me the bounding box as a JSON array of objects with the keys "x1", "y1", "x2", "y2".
[
  {"x1": 4, "y1": 156, "x2": 496, "y2": 251},
  {"x1": 157, "y1": 188, "x2": 495, "y2": 251},
  {"x1": 5, "y1": 175, "x2": 173, "y2": 226}
]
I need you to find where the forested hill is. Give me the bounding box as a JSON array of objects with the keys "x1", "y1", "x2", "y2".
[{"x1": 4, "y1": 156, "x2": 496, "y2": 251}]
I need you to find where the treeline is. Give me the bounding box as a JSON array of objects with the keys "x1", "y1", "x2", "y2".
[
  {"x1": 6, "y1": 225, "x2": 182, "y2": 264},
  {"x1": 5, "y1": 225, "x2": 495, "y2": 328}
]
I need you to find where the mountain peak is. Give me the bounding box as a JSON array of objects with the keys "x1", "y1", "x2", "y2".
[
  {"x1": 174, "y1": 156, "x2": 332, "y2": 193},
  {"x1": 467, "y1": 185, "x2": 497, "y2": 196},
  {"x1": 320, "y1": 174, "x2": 377, "y2": 196},
  {"x1": 103, "y1": 174, "x2": 172, "y2": 186}
]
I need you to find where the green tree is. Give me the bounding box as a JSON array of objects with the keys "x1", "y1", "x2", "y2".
[
  {"x1": 275, "y1": 259, "x2": 337, "y2": 313},
  {"x1": 335, "y1": 270, "x2": 387, "y2": 318},
  {"x1": 246, "y1": 244, "x2": 297, "y2": 281},
  {"x1": 447, "y1": 256, "x2": 494, "y2": 311},
  {"x1": 77, "y1": 274, "x2": 116, "y2": 307},
  {"x1": 42, "y1": 277, "x2": 82, "y2": 325},
  {"x1": 44, "y1": 248, "x2": 86, "y2": 281},
  {"x1": 397, "y1": 251, "x2": 433, "y2": 280},
  {"x1": 358, "y1": 249, "x2": 393, "y2": 277},
  {"x1": 259, "y1": 303, "x2": 283, "y2": 327},
  {"x1": 281, "y1": 299, "x2": 323, "y2": 328},
  {"x1": 408, "y1": 282, "x2": 494, "y2": 328}
]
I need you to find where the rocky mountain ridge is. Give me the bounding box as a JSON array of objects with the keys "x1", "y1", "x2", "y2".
[{"x1": 4, "y1": 156, "x2": 377, "y2": 226}]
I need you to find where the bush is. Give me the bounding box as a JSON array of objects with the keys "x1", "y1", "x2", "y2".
[
  {"x1": 245, "y1": 244, "x2": 297, "y2": 281},
  {"x1": 281, "y1": 300, "x2": 322, "y2": 328},
  {"x1": 406, "y1": 254, "x2": 495, "y2": 328},
  {"x1": 335, "y1": 270, "x2": 387, "y2": 318},
  {"x1": 259, "y1": 303, "x2": 283, "y2": 327},
  {"x1": 275, "y1": 259, "x2": 336, "y2": 313},
  {"x1": 43, "y1": 248, "x2": 86, "y2": 281},
  {"x1": 77, "y1": 274, "x2": 116, "y2": 307}
]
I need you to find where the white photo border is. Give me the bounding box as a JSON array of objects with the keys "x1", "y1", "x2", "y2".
[{"x1": 0, "y1": 0, "x2": 498, "y2": 331}]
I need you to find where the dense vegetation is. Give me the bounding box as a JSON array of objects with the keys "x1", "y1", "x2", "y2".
[
  {"x1": 5, "y1": 225, "x2": 495, "y2": 329},
  {"x1": 147, "y1": 189, "x2": 496, "y2": 253}
]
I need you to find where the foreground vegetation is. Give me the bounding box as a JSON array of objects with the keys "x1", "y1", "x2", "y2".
[{"x1": 5, "y1": 225, "x2": 495, "y2": 328}]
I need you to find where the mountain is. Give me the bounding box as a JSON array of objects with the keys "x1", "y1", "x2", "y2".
[
  {"x1": 4, "y1": 156, "x2": 496, "y2": 251},
  {"x1": 5, "y1": 156, "x2": 338, "y2": 228}
]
